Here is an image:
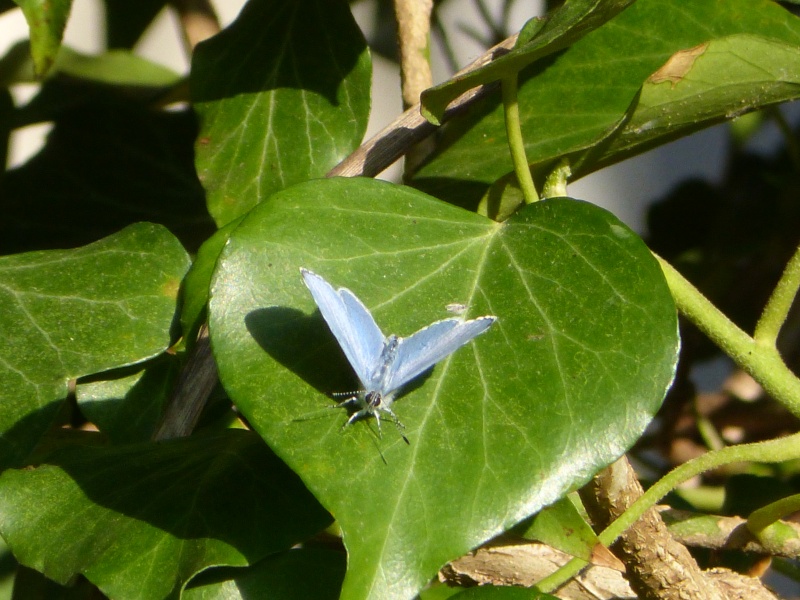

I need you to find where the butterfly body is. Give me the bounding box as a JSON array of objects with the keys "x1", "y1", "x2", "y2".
[{"x1": 301, "y1": 268, "x2": 496, "y2": 441}]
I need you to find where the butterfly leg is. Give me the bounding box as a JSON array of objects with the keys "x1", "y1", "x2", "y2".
[{"x1": 379, "y1": 406, "x2": 409, "y2": 444}]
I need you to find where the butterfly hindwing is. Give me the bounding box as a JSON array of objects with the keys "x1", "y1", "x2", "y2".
[{"x1": 386, "y1": 316, "x2": 496, "y2": 393}]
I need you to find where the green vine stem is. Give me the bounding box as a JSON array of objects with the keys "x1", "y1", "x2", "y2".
[
  {"x1": 537, "y1": 430, "x2": 800, "y2": 593},
  {"x1": 754, "y1": 243, "x2": 800, "y2": 348},
  {"x1": 537, "y1": 253, "x2": 800, "y2": 592},
  {"x1": 501, "y1": 74, "x2": 539, "y2": 204},
  {"x1": 748, "y1": 493, "x2": 800, "y2": 534},
  {"x1": 656, "y1": 254, "x2": 800, "y2": 419}
]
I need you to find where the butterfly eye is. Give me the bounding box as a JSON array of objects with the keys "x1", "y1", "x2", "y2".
[{"x1": 366, "y1": 391, "x2": 382, "y2": 408}]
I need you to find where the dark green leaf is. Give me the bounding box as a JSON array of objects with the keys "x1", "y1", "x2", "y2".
[
  {"x1": 208, "y1": 177, "x2": 679, "y2": 599},
  {"x1": 13, "y1": 0, "x2": 72, "y2": 75},
  {"x1": 192, "y1": 0, "x2": 371, "y2": 226},
  {"x1": 421, "y1": 0, "x2": 636, "y2": 124},
  {"x1": 103, "y1": 0, "x2": 167, "y2": 49},
  {"x1": 76, "y1": 356, "x2": 180, "y2": 444},
  {"x1": 0, "y1": 223, "x2": 190, "y2": 469},
  {"x1": 2, "y1": 104, "x2": 214, "y2": 255},
  {"x1": 183, "y1": 547, "x2": 345, "y2": 600},
  {"x1": 413, "y1": 0, "x2": 800, "y2": 207},
  {"x1": 0, "y1": 429, "x2": 331, "y2": 599}
]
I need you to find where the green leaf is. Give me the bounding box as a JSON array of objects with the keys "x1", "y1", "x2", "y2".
[
  {"x1": 76, "y1": 356, "x2": 180, "y2": 444},
  {"x1": 413, "y1": 0, "x2": 800, "y2": 207},
  {"x1": 2, "y1": 104, "x2": 214, "y2": 255},
  {"x1": 52, "y1": 47, "x2": 181, "y2": 87},
  {"x1": 181, "y1": 218, "x2": 243, "y2": 343},
  {"x1": 0, "y1": 223, "x2": 190, "y2": 469},
  {"x1": 0, "y1": 429, "x2": 331, "y2": 599},
  {"x1": 183, "y1": 547, "x2": 345, "y2": 600},
  {"x1": 208, "y1": 177, "x2": 679, "y2": 600},
  {"x1": 421, "y1": 0, "x2": 636, "y2": 125},
  {"x1": 590, "y1": 34, "x2": 800, "y2": 170},
  {"x1": 192, "y1": 0, "x2": 371, "y2": 226},
  {"x1": 522, "y1": 495, "x2": 605, "y2": 564},
  {"x1": 13, "y1": 0, "x2": 72, "y2": 76}
]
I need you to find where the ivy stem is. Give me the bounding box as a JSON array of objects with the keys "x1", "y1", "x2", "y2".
[
  {"x1": 753, "y1": 243, "x2": 800, "y2": 347},
  {"x1": 748, "y1": 493, "x2": 800, "y2": 534},
  {"x1": 655, "y1": 254, "x2": 800, "y2": 419},
  {"x1": 537, "y1": 431, "x2": 800, "y2": 593},
  {"x1": 501, "y1": 74, "x2": 539, "y2": 203}
]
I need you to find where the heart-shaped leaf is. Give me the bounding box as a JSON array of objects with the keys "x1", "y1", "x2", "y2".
[
  {"x1": 0, "y1": 223, "x2": 190, "y2": 469},
  {"x1": 0, "y1": 429, "x2": 331, "y2": 599},
  {"x1": 209, "y1": 177, "x2": 678, "y2": 599},
  {"x1": 192, "y1": 0, "x2": 371, "y2": 227}
]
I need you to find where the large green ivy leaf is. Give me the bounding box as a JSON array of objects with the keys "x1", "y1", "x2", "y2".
[
  {"x1": 421, "y1": 0, "x2": 635, "y2": 124},
  {"x1": 13, "y1": 0, "x2": 72, "y2": 75},
  {"x1": 192, "y1": 0, "x2": 371, "y2": 227},
  {"x1": 0, "y1": 429, "x2": 331, "y2": 599},
  {"x1": 209, "y1": 177, "x2": 679, "y2": 600},
  {"x1": 589, "y1": 33, "x2": 800, "y2": 170},
  {"x1": 413, "y1": 0, "x2": 800, "y2": 206},
  {"x1": 0, "y1": 223, "x2": 190, "y2": 469}
]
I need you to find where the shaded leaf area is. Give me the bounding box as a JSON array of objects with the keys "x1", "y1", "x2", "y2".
[
  {"x1": 209, "y1": 177, "x2": 678, "y2": 600},
  {"x1": 184, "y1": 547, "x2": 345, "y2": 600},
  {"x1": 421, "y1": 0, "x2": 635, "y2": 124},
  {"x1": 413, "y1": 0, "x2": 800, "y2": 208},
  {"x1": 103, "y1": 0, "x2": 167, "y2": 49},
  {"x1": 13, "y1": 0, "x2": 72, "y2": 75},
  {"x1": 192, "y1": 0, "x2": 371, "y2": 226},
  {"x1": 12, "y1": 566, "x2": 98, "y2": 599},
  {"x1": 0, "y1": 223, "x2": 190, "y2": 470},
  {"x1": 0, "y1": 429, "x2": 332, "y2": 600},
  {"x1": 76, "y1": 355, "x2": 180, "y2": 445},
  {"x1": 1, "y1": 101, "x2": 214, "y2": 255}
]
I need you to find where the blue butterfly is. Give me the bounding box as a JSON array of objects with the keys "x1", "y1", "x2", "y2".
[{"x1": 301, "y1": 268, "x2": 496, "y2": 441}]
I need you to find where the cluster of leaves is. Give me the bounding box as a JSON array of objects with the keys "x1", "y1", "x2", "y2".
[{"x1": 0, "y1": 0, "x2": 799, "y2": 598}]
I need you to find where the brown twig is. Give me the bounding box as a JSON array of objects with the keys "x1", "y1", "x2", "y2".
[
  {"x1": 327, "y1": 33, "x2": 517, "y2": 179},
  {"x1": 152, "y1": 325, "x2": 218, "y2": 440},
  {"x1": 169, "y1": 0, "x2": 221, "y2": 56},
  {"x1": 580, "y1": 457, "x2": 731, "y2": 599}
]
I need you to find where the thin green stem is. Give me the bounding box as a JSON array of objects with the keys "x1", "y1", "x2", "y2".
[
  {"x1": 537, "y1": 431, "x2": 800, "y2": 593},
  {"x1": 656, "y1": 254, "x2": 800, "y2": 418},
  {"x1": 748, "y1": 493, "x2": 800, "y2": 534},
  {"x1": 754, "y1": 243, "x2": 800, "y2": 347},
  {"x1": 501, "y1": 74, "x2": 539, "y2": 204}
]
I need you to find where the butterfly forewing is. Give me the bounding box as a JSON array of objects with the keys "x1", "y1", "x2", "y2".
[
  {"x1": 301, "y1": 269, "x2": 386, "y2": 388},
  {"x1": 386, "y1": 316, "x2": 496, "y2": 392}
]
